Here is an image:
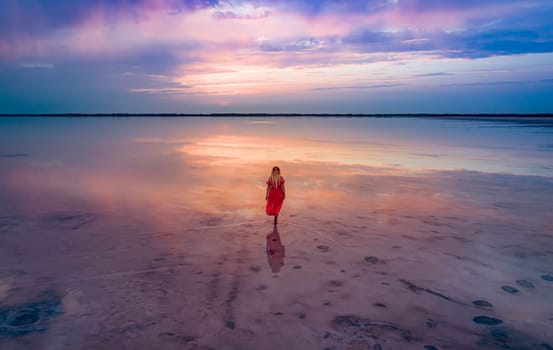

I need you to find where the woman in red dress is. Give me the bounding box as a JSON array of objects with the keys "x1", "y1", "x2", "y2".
[{"x1": 265, "y1": 166, "x2": 286, "y2": 225}]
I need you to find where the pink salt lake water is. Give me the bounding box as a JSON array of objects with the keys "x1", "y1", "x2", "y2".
[{"x1": 0, "y1": 116, "x2": 552, "y2": 349}]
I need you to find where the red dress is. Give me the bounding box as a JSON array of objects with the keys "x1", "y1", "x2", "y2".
[{"x1": 266, "y1": 178, "x2": 285, "y2": 217}]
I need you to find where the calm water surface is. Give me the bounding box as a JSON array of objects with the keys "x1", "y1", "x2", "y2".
[{"x1": 1, "y1": 117, "x2": 552, "y2": 349}]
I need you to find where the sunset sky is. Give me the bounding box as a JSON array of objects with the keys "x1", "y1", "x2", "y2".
[{"x1": 1, "y1": 0, "x2": 552, "y2": 114}]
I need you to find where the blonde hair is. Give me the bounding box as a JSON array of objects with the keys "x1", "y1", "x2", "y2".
[{"x1": 269, "y1": 166, "x2": 282, "y2": 187}]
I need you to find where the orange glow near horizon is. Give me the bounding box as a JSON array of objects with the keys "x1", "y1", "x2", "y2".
[{"x1": 176, "y1": 133, "x2": 519, "y2": 175}]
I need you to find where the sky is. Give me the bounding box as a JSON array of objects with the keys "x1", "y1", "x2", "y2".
[{"x1": 1, "y1": 0, "x2": 553, "y2": 114}]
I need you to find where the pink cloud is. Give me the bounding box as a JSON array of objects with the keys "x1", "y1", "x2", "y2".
[
  {"x1": 2, "y1": 0, "x2": 551, "y2": 112},
  {"x1": 0, "y1": 1, "x2": 523, "y2": 60}
]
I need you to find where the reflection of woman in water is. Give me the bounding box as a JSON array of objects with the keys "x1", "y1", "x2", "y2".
[
  {"x1": 266, "y1": 225, "x2": 285, "y2": 273},
  {"x1": 265, "y1": 166, "x2": 286, "y2": 225}
]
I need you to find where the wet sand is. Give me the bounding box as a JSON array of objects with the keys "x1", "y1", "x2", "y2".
[{"x1": 1, "y1": 117, "x2": 553, "y2": 349}]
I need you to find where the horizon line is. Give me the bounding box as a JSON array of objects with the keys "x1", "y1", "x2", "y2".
[{"x1": 1, "y1": 113, "x2": 553, "y2": 118}]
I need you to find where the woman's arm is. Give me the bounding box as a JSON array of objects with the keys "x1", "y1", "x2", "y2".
[
  {"x1": 266, "y1": 183, "x2": 270, "y2": 200},
  {"x1": 281, "y1": 183, "x2": 286, "y2": 199}
]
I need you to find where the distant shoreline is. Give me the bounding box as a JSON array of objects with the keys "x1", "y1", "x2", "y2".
[{"x1": 1, "y1": 113, "x2": 553, "y2": 118}]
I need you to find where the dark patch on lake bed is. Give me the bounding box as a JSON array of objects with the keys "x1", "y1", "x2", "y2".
[
  {"x1": 0, "y1": 215, "x2": 24, "y2": 232},
  {"x1": 501, "y1": 285, "x2": 519, "y2": 294},
  {"x1": 364, "y1": 256, "x2": 378, "y2": 264},
  {"x1": 399, "y1": 279, "x2": 460, "y2": 304},
  {"x1": 426, "y1": 319, "x2": 437, "y2": 328},
  {"x1": 198, "y1": 215, "x2": 223, "y2": 227},
  {"x1": 478, "y1": 326, "x2": 553, "y2": 349},
  {"x1": 331, "y1": 315, "x2": 419, "y2": 346},
  {"x1": 157, "y1": 332, "x2": 195, "y2": 345},
  {"x1": 473, "y1": 300, "x2": 493, "y2": 308},
  {"x1": 516, "y1": 279, "x2": 535, "y2": 288},
  {"x1": 46, "y1": 211, "x2": 98, "y2": 230},
  {"x1": 473, "y1": 316, "x2": 502, "y2": 325},
  {"x1": 0, "y1": 294, "x2": 63, "y2": 337},
  {"x1": 328, "y1": 280, "x2": 343, "y2": 288}
]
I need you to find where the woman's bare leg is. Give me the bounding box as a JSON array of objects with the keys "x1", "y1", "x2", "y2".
[{"x1": 274, "y1": 215, "x2": 278, "y2": 225}]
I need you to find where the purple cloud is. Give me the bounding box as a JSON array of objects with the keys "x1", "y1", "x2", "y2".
[{"x1": 1, "y1": 0, "x2": 553, "y2": 113}]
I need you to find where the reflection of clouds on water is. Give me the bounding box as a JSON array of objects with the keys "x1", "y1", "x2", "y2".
[
  {"x1": 0, "y1": 153, "x2": 31, "y2": 158},
  {"x1": 29, "y1": 160, "x2": 64, "y2": 168},
  {"x1": 3, "y1": 141, "x2": 552, "y2": 229},
  {"x1": 1, "y1": 118, "x2": 552, "y2": 349},
  {"x1": 246, "y1": 121, "x2": 275, "y2": 124},
  {"x1": 0, "y1": 278, "x2": 11, "y2": 302},
  {"x1": 178, "y1": 131, "x2": 553, "y2": 176},
  {"x1": 62, "y1": 288, "x2": 83, "y2": 316},
  {"x1": 132, "y1": 137, "x2": 194, "y2": 145},
  {"x1": 178, "y1": 134, "x2": 411, "y2": 168}
]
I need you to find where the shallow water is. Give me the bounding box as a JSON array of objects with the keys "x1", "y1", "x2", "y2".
[{"x1": 1, "y1": 116, "x2": 552, "y2": 349}]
